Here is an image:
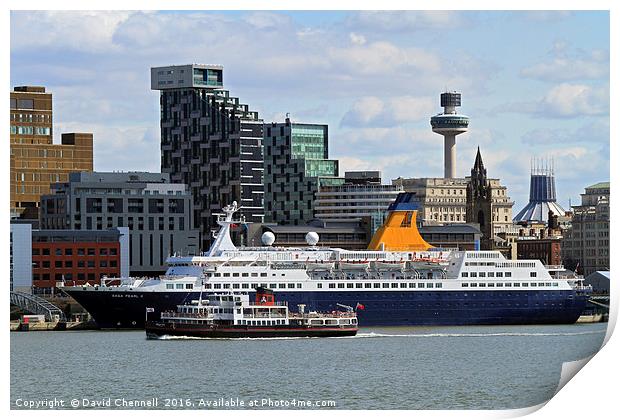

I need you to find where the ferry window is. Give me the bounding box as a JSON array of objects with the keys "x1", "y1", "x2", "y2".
[
  {"x1": 462, "y1": 272, "x2": 468, "y2": 277},
  {"x1": 496, "y1": 272, "x2": 503, "y2": 277},
  {"x1": 261, "y1": 283, "x2": 267, "y2": 287},
  {"x1": 270, "y1": 284, "x2": 276, "y2": 288},
  {"x1": 539, "y1": 283, "x2": 546, "y2": 287},
  {"x1": 233, "y1": 273, "x2": 239, "y2": 277},
  {"x1": 242, "y1": 283, "x2": 249, "y2": 289},
  {"x1": 204, "y1": 284, "x2": 212, "y2": 289},
  {"x1": 317, "y1": 283, "x2": 323, "y2": 289},
  {"x1": 470, "y1": 283, "x2": 477, "y2": 287},
  {"x1": 338, "y1": 283, "x2": 345, "y2": 288},
  {"x1": 252, "y1": 273, "x2": 258, "y2": 277},
  {"x1": 365, "y1": 283, "x2": 372, "y2": 288},
  {"x1": 409, "y1": 283, "x2": 416, "y2": 288},
  {"x1": 487, "y1": 283, "x2": 495, "y2": 287},
  {"x1": 552, "y1": 282, "x2": 558, "y2": 287},
  {"x1": 417, "y1": 283, "x2": 425, "y2": 288},
  {"x1": 279, "y1": 283, "x2": 286, "y2": 288},
  {"x1": 470, "y1": 272, "x2": 477, "y2": 277},
  {"x1": 505, "y1": 283, "x2": 512, "y2": 287},
  {"x1": 356, "y1": 283, "x2": 363, "y2": 288},
  {"x1": 214, "y1": 273, "x2": 221, "y2": 277},
  {"x1": 175, "y1": 283, "x2": 184, "y2": 289},
  {"x1": 213, "y1": 284, "x2": 221, "y2": 289},
  {"x1": 383, "y1": 283, "x2": 390, "y2": 288},
  {"x1": 260, "y1": 273, "x2": 267, "y2": 277},
  {"x1": 223, "y1": 273, "x2": 230, "y2": 277},
  {"x1": 242, "y1": 273, "x2": 249, "y2": 277},
  {"x1": 374, "y1": 283, "x2": 380, "y2": 288},
  {"x1": 504, "y1": 272, "x2": 512, "y2": 277},
  {"x1": 288, "y1": 283, "x2": 295, "y2": 289},
  {"x1": 166, "y1": 284, "x2": 174, "y2": 290},
  {"x1": 391, "y1": 283, "x2": 398, "y2": 288},
  {"x1": 205, "y1": 273, "x2": 212, "y2": 278},
  {"x1": 233, "y1": 284, "x2": 240, "y2": 289},
  {"x1": 400, "y1": 283, "x2": 407, "y2": 288},
  {"x1": 272, "y1": 273, "x2": 276, "y2": 276},
  {"x1": 462, "y1": 283, "x2": 469, "y2": 287},
  {"x1": 281, "y1": 274, "x2": 285, "y2": 277},
  {"x1": 329, "y1": 283, "x2": 335, "y2": 289},
  {"x1": 223, "y1": 283, "x2": 230, "y2": 289},
  {"x1": 514, "y1": 283, "x2": 520, "y2": 287},
  {"x1": 478, "y1": 283, "x2": 485, "y2": 287},
  {"x1": 435, "y1": 283, "x2": 442, "y2": 288},
  {"x1": 522, "y1": 283, "x2": 528, "y2": 287},
  {"x1": 479, "y1": 272, "x2": 486, "y2": 277},
  {"x1": 185, "y1": 284, "x2": 193, "y2": 289},
  {"x1": 530, "y1": 272, "x2": 536, "y2": 278},
  {"x1": 297, "y1": 283, "x2": 302, "y2": 289},
  {"x1": 488, "y1": 272, "x2": 495, "y2": 277}
]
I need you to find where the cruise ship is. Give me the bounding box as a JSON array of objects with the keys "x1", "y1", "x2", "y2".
[{"x1": 62, "y1": 195, "x2": 591, "y2": 328}]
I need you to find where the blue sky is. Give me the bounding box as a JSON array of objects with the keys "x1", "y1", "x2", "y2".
[{"x1": 10, "y1": 10, "x2": 610, "y2": 213}]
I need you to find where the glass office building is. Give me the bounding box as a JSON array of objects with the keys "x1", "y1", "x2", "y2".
[{"x1": 263, "y1": 118, "x2": 343, "y2": 225}]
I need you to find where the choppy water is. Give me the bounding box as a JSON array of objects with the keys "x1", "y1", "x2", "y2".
[{"x1": 10, "y1": 323, "x2": 606, "y2": 410}]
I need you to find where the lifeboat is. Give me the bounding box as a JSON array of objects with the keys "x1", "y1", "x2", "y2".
[
  {"x1": 306, "y1": 261, "x2": 335, "y2": 271},
  {"x1": 374, "y1": 260, "x2": 406, "y2": 270},
  {"x1": 339, "y1": 260, "x2": 370, "y2": 270}
]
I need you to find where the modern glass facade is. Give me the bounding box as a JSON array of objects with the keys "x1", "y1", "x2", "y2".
[{"x1": 263, "y1": 119, "x2": 342, "y2": 225}]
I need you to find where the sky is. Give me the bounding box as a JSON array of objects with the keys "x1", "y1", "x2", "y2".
[{"x1": 9, "y1": 10, "x2": 610, "y2": 213}]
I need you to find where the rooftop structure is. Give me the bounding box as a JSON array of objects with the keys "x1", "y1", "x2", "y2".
[
  {"x1": 513, "y1": 158, "x2": 565, "y2": 224},
  {"x1": 430, "y1": 92, "x2": 469, "y2": 178}
]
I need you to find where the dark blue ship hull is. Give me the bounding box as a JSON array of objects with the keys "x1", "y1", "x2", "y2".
[{"x1": 64, "y1": 288, "x2": 589, "y2": 329}]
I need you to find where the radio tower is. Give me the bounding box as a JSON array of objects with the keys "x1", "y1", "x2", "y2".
[{"x1": 430, "y1": 92, "x2": 470, "y2": 178}]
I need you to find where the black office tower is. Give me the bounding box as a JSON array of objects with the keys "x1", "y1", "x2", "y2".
[{"x1": 151, "y1": 64, "x2": 264, "y2": 249}]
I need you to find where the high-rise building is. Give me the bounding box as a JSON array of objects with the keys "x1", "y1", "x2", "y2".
[
  {"x1": 430, "y1": 92, "x2": 469, "y2": 178},
  {"x1": 314, "y1": 171, "x2": 403, "y2": 234},
  {"x1": 151, "y1": 64, "x2": 264, "y2": 249},
  {"x1": 10, "y1": 86, "x2": 94, "y2": 219},
  {"x1": 513, "y1": 159, "x2": 565, "y2": 224},
  {"x1": 263, "y1": 117, "x2": 343, "y2": 225},
  {"x1": 562, "y1": 182, "x2": 610, "y2": 275},
  {"x1": 39, "y1": 172, "x2": 199, "y2": 276}
]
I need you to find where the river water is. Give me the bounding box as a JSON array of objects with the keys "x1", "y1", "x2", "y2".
[{"x1": 10, "y1": 323, "x2": 606, "y2": 410}]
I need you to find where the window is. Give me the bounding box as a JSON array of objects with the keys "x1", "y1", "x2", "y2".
[
  {"x1": 504, "y1": 272, "x2": 512, "y2": 277},
  {"x1": 317, "y1": 283, "x2": 323, "y2": 289},
  {"x1": 479, "y1": 272, "x2": 486, "y2": 278},
  {"x1": 461, "y1": 272, "x2": 468, "y2": 277},
  {"x1": 530, "y1": 272, "x2": 536, "y2": 278},
  {"x1": 462, "y1": 283, "x2": 469, "y2": 287},
  {"x1": 166, "y1": 284, "x2": 174, "y2": 290},
  {"x1": 470, "y1": 272, "x2": 477, "y2": 277},
  {"x1": 329, "y1": 283, "x2": 335, "y2": 289}
]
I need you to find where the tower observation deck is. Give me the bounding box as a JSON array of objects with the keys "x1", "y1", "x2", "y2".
[{"x1": 430, "y1": 92, "x2": 469, "y2": 178}]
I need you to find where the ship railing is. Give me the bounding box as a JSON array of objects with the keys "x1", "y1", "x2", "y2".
[
  {"x1": 162, "y1": 311, "x2": 215, "y2": 319},
  {"x1": 252, "y1": 301, "x2": 288, "y2": 307},
  {"x1": 289, "y1": 312, "x2": 356, "y2": 319}
]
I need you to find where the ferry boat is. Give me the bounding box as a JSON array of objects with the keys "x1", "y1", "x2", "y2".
[
  {"x1": 62, "y1": 195, "x2": 591, "y2": 329},
  {"x1": 145, "y1": 287, "x2": 358, "y2": 339}
]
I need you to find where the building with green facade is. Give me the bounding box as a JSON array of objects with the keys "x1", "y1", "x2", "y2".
[{"x1": 263, "y1": 118, "x2": 343, "y2": 225}]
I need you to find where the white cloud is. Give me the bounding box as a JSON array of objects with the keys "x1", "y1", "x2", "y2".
[
  {"x1": 328, "y1": 41, "x2": 442, "y2": 76},
  {"x1": 11, "y1": 11, "x2": 132, "y2": 52},
  {"x1": 346, "y1": 11, "x2": 465, "y2": 32},
  {"x1": 340, "y1": 95, "x2": 434, "y2": 127},
  {"x1": 521, "y1": 120, "x2": 609, "y2": 146},
  {"x1": 349, "y1": 32, "x2": 366, "y2": 45},
  {"x1": 521, "y1": 48, "x2": 609, "y2": 82},
  {"x1": 538, "y1": 83, "x2": 609, "y2": 118}
]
